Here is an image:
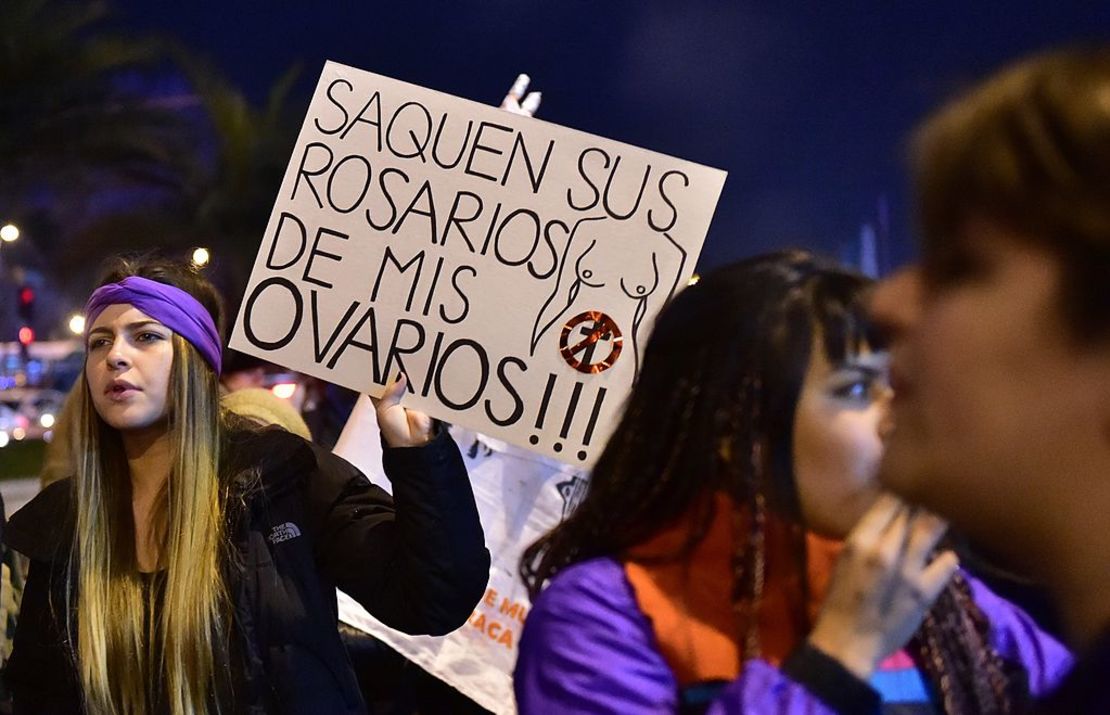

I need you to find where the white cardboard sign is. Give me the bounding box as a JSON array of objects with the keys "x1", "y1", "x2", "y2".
[{"x1": 231, "y1": 61, "x2": 726, "y2": 464}]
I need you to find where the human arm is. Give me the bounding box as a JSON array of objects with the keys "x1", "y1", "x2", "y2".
[
  {"x1": 713, "y1": 497, "x2": 957, "y2": 714},
  {"x1": 514, "y1": 558, "x2": 681, "y2": 714},
  {"x1": 307, "y1": 377, "x2": 489, "y2": 635},
  {"x1": 705, "y1": 651, "x2": 878, "y2": 715},
  {"x1": 515, "y1": 558, "x2": 869, "y2": 715},
  {"x1": 3, "y1": 559, "x2": 82, "y2": 714},
  {"x1": 806, "y1": 495, "x2": 958, "y2": 681}
]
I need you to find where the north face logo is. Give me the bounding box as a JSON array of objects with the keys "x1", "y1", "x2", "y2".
[
  {"x1": 268, "y1": 522, "x2": 302, "y2": 544},
  {"x1": 556, "y1": 475, "x2": 589, "y2": 520}
]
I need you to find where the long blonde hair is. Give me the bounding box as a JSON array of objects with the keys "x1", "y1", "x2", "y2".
[{"x1": 72, "y1": 333, "x2": 229, "y2": 715}]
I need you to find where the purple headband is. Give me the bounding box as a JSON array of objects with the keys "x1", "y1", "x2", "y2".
[{"x1": 84, "y1": 276, "x2": 223, "y2": 374}]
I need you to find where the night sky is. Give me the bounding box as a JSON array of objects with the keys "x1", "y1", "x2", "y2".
[{"x1": 111, "y1": 0, "x2": 1110, "y2": 274}]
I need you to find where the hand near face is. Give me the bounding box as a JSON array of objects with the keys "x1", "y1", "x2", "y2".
[
  {"x1": 371, "y1": 373, "x2": 435, "y2": 448},
  {"x1": 807, "y1": 493, "x2": 959, "y2": 680}
]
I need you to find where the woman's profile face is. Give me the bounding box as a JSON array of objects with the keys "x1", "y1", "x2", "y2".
[
  {"x1": 85, "y1": 304, "x2": 175, "y2": 434},
  {"x1": 792, "y1": 339, "x2": 891, "y2": 539}
]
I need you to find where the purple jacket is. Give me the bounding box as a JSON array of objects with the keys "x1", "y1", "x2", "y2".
[{"x1": 514, "y1": 557, "x2": 1071, "y2": 714}]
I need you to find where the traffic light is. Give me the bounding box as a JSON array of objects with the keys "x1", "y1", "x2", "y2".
[
  {"x1": 15, "y1": 285, "x2": 35, "y2": 359},
  {"x1": 17, "y1": 324, "x2": 33, "y2": 361},
  {"x1": 17, "y1": 285, "x2": 34, "y2": 322}
]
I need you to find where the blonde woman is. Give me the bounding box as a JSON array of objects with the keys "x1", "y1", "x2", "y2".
[{"x1": 2, "y1": 256, "x2": 489, "y2": 714}]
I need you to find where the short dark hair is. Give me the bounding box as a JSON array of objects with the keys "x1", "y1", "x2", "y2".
[{"x1": 913, "y1": 46, "x2": 1110, "y2": 340}]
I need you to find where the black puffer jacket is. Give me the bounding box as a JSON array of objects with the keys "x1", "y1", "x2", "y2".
[{"x1": 1, "y1": 424, "x2": 490, "y2": 714}]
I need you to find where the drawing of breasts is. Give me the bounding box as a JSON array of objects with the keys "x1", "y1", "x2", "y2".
[
  {"x1": 531, "y1": 216, "x2": 687, "y2": 382},
  {"x1": 572, "y1": 222, "x2": 662, "y2": 299}
]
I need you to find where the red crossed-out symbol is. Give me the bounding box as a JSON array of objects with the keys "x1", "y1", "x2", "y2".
[{"x1": 559, "y1": 311, "x2": 623, "y2": 374}]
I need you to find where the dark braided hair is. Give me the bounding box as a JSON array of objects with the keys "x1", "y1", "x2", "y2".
[
  {"x1": 911, "y1": 573, "x2": 1031, "y2": 713},
  {"x1": 520, "y1": 250, "x2": 1028, "y2": 713}
]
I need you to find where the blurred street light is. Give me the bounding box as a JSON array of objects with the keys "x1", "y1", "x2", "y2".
[
  {"x1": 271, "y1": 383, "x2": 297, "y2": 400},
  {"x1": 192, "y1": 247, "x2": 211, "y2": 268},
  {"x1": 0, "y1": 223, "x2": 19, "y2": 242},
  {"x1": 69, "y1": 314, "x2": 87, "y2": 335}
]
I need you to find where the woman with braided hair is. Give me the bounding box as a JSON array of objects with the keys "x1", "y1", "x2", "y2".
[{"x1": 515, "y1": 250, "x2": 1069, "y2": 714}]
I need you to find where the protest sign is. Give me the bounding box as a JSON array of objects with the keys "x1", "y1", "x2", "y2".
[{"x1": 230, "y1": 61, "x2": 726, "y2": 463}]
